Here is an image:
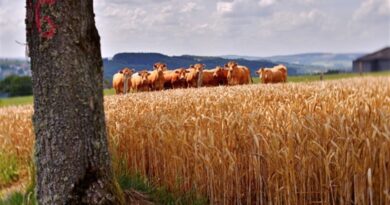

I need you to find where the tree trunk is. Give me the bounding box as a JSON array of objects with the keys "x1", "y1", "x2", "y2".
[{"x1": 26, "y1": 0, "x2": 124, "y2": 204}]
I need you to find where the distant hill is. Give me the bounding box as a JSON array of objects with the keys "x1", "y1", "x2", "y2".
[
  {"x1": 103, "y1": 52, "x2": 299, "y2": 80},
  {"x1": 266, "y1": 53, "x2": 365, "y2": 70},
  {"x1": 222, "y1": 52, "x2": 365, "y2": 72},
  {"x1": 2, "y1": 52, "x2": 363, "y2": 81}
]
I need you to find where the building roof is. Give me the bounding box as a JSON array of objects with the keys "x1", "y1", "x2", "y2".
[{"x1": 355, "y1": 47, "x2": 390, "y2": 61}]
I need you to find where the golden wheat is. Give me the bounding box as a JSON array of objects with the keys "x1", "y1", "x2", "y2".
[{"x1": 1, "y1": 77, "x2": 390, "y2": 204}]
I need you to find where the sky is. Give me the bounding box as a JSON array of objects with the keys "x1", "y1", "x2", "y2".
[{"x1": 0, "y1": 0, "x2": 389, "y2": 58}]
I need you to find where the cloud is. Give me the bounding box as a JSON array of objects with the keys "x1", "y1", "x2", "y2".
[
  {"x1": 180, "y1": 2, "x2": 197, "y2": 13},
  {"x1": 258, "y1": 0, "x2": 276, "y2": 8},
  {"x1": 260, "y1": 9, "x2": 326, "y2": 32},
  {"x1": 0, "y1": 0, "x2": 26, "y2": 58},
  {"x1": 0, "y1": 0, "x2": 389, "y2": 57},
  {"x1": 217, "y1": 2, "x2": 234, "y2": 15},
  {"x1": 353, "y1": 0, "x2": 390, "y2": 20}
]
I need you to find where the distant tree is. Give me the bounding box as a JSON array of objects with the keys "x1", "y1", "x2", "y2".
[
  {"x1": 26, "y1": 0, "x2": 123, "y2": 204},
  {"x1": 325, "y1": 69, "x2": 342, "y2": 74},
  {"x1": 104, "y1": 79, "x2": 112, "y2": 89},
  {"x1": 0, "y1": 75, "x2": 32, "y2": 97}
]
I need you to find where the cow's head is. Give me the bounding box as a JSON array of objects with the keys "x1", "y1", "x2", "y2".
[
  {"x1": 121, "y1": 67, "x2": 135, "y2": 79},
  {"x1": 225, "y1": 61, "x2": 238, "y2": 72},
  {"x1": 256, "y1": 68, "x2": 264, "y2": 77},
  {"x1": 138, "y1": 70, "x2": 150, "y2": 83},
  {"x1": 225, "y1": 61, "x2": 239, "y2": 83},
  {"x1": 213, "y1": 66, "x2": 226, "y2": 78},
  {"x1": 154, "y1": 62, "x2": 167, "y2": 73},
  {"x1": 192, "y1": 64, "x2": 205, "y2": 72},
  {"x1": 175, "y1": 68, "x2": 189, "y2": 80},
  {"x1": 187, "y1": 64, "x2": 204, "y2": 87},
  {"x1": 257, "y1": 68, "x2": 269, "y2": 83}
]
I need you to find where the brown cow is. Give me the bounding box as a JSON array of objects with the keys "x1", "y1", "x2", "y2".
[
  {"x1": 202, "y1": 67, "x2": 228, "y2": 87},
  {"x1": 148, "y1": 63, "x2": 166, "y2": 91},
  {"x1": 163, "y1": 70, "x2": 174, "y2": 89},
  {"x1": 163, "y1": 68, "x2": 188, "y2": 89},
  {"x1": 256, "y1": 65, "x2": 288, "y2": 84},
  {"x1": 201, "y1": 69, "x2": 217, "y2": 87},
  {"x1": 171, "y1": 68, "x2": 188, "y2": 89},
  {"x1": 131, "y1": 70, "x2": 151, "y2": 92},
  {"x1": 212, "y1": 66, "x2": 228, "y2": 86},
  {"x1": 274, "y1": 65, "x2": 288, "y2": 82},
  {"x1": 224, "y1": 61, "x2": 252, "y2": 86},
  {"x1": 186, "y1": 64, "x2": 204, "y2": 88},
  {"x1": 256, "y1": 68, "x2": 284, "y2": 84},
  {"x1": 112, "y1": 67, "x2": 135, "y2": 94}
]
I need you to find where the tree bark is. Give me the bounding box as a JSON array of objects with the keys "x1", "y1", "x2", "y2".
[{"x1": 26, "y1": 0, "x2": 124, "y2": 204}]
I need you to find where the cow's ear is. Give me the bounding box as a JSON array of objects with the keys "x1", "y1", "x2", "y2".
[
  {"x1": 153, "y1": 64, "x2": 158, "y2": 69},
  {"x1": 185, "y1": 70, "x2": 190, "y2": 73},
  {"x1": 175, "y1": 70, "x2": 180, "y2": 73},
  {"x1": 119, "y1": 70, "x2": 123, "y2": 74},
  {"x1": 138, "y1": 72, "x2": 142, "y2": 76}
]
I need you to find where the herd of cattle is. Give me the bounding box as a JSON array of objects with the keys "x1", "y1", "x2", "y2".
[{"x1": 112, "y1": 61, "x2": 288, "y2": 94}]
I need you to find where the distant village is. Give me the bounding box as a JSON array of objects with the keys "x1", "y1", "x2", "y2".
[{"x1": 0, "y1": 59, "x2": 31, "y2": 80}]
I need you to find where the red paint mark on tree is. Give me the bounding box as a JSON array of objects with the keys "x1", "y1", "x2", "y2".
[{"x1": 33, "y1": 0, "x2": 57, "y2": 39}]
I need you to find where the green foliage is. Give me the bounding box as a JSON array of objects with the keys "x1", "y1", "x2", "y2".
[
  {"x1": 115, "y1": 157, "x2": 208, "y2": 204},
  {"x1": 0, "y1": 192, "x2": 24, "y2": 205},
  {"x1": 117, "y1": 173, "x2": 208, "y2": 205},
  {"x1": 0, "y1": 154, "x2": 19, "y2": 187},
  {"x1": 0, "y1": 190, "x2": 36, "y2": 205},
  {"x1": 0, "y1": 162, "x2": 37, "y2": 205},
  {"x1": 0, "y1": 76, "x2": 32, "y2": 97}
]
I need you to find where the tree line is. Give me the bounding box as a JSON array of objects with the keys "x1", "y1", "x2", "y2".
[{"x1": 0, "y1": 75, "x2": 32, "y2": 97}]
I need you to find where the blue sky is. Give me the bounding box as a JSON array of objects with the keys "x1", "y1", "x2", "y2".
[{"x1": 0, "y1": 0, "x2": 389, "y2": 58}]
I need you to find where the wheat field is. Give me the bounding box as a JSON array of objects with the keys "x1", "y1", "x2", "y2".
[{"x1": 1, "y1": 77, "x2": 390, "y2": 204}]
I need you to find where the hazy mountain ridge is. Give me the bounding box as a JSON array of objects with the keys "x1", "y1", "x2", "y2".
[
  {"x1": 103, "y1": 52, "x2": 299, "y2": 79},
  {"x1": 0, "y1": 52, "x2": 365, "y2": 81},
  {"x1": 222, "y1": 52, "x2": 365, "y2": 72}
]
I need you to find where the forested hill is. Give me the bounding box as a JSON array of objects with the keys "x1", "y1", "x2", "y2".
[{"x1": 103, "y1": 53, "x2": 299, "y2": 79}]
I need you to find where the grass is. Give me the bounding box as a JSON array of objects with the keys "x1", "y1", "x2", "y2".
[
  {"x1": 1, "y1": 71, "x2": 389, "y2": 108},
  {"x1": 103, "y1": 88, "x2": 116, "y2": 96},
  {"x1": 0, "y1": 178, "x2": 36, "y2": 205},
  {"x1": 1, "y1": 76, "x2": 390, "y2": 204},
  {"x1": 0, "y1": 89, "x2": 115, "y2": 108},
  {"x1": 0, "y1": 164, "x2": 207, "y2": 205},
  {"x1": 0, "y1": 192, "x2": 24, "y2": 205},
  {"x1": 252, "y1": 70, "x2": 390, "y2": 83},
  {"x1": 0, "y1": 154, "x2": 19, "y2": 188},
  {"x1": 0, "y1": 97, "x2": 33, "y2": 108},
  {"x1": 107, "y1": 77, "x2": 390, "y2": 204},
  {"x1": 118, "y1": 173, "x2": 208, "y2": 205},
  {"x1": 113, "y1": 157, "x2": 208, "y2": 205}
]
